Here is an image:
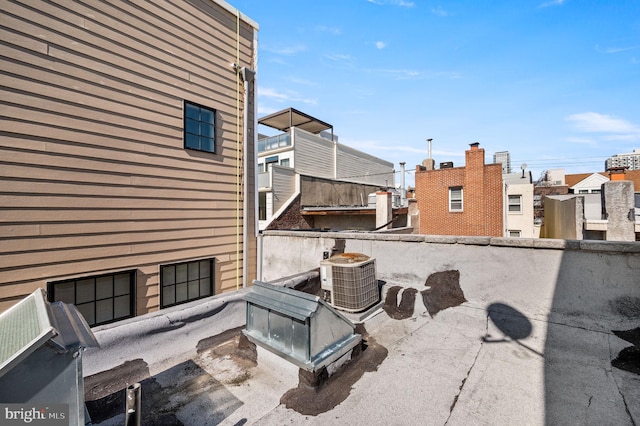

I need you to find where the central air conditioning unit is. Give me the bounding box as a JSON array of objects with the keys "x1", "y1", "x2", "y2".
[{"x1": 320, "y1": 253, "x2": 379, "y2": 312}]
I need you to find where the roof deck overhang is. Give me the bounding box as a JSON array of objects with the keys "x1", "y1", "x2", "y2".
[{"x1": 258, "y1": 107, "x2": 333, "y2": 139}]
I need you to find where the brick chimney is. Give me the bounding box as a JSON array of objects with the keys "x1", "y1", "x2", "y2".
[
  {"x1": 608, "y1": 166, "x2": 627, "y2": 181},
  {"x1": 465, "y1": 142, "x2": 485, "y2": 169}
]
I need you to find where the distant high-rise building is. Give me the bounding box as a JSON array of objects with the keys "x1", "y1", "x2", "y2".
[
  {"x1": 493, "y1": 151, "x2": 511, "y2": 174},
  {"x1": 605, "y1": 149, "x2": 640, "y2": 171}
]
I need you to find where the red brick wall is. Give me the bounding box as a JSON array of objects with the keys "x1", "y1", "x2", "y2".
[{"x1": 415, "y1": 146, "x2": 503, "y2": 236}]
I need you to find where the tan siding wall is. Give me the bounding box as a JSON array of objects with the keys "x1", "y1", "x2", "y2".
[{"x1": 0, "y1": 0, "x2": 257, "y2": 315}]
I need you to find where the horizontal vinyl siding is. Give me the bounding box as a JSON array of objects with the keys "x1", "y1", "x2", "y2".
[
  {"x1": 336, "y1": 144, "x2": 395, "y2": 187},
  {"x1": 271, "y1": 166, "x2": 297, "y2": 213},
  {"x1": 293, "y1": 128, "x2": 335, "y2": 179},
  {"x1": 0, "y1": 0, "x2": 257, "y2": 314}
]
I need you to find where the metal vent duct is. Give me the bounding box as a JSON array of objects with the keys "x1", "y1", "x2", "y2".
[
  {"x1": 243, "y1": 281, "x2": 361, "y2": 372},
  {"x1": 0, "y1": 289, "x2": 98, "y2": 426}
]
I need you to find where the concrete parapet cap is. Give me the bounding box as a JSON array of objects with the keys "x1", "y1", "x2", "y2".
[
  {"x1": 533, "y1": 239, "x2": 568, "y2": 249},
  {"x1": 363, "y1": 233, "x2": 422, "y2": 242},
  {"x1": 490, "y1": 237, "x2": 535, "y2": 248},
  {"x1": 579, "y1": 240, "x2": 640, "y2": 253},
  {"x1": 456, "y1": 236, "x2": 491, "y2": 246},
  {"x1": 423, "y1": 235, "x2": 458, "y2": 244},
  {"x1": 563, "y1": 240, "x2": 582, "y2": 250},
  {"x1": 261, "y1": 230, "x2": 640, "y2": 254}
]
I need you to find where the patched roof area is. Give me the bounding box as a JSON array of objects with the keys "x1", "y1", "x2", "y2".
[{"x1": 81, "y1": 236, "x2": 640, "y2": 426}]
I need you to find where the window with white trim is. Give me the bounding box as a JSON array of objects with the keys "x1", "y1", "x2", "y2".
[
  {"x1": 508, "y1": 195, "x2": 522, "y2": 212},
  {"x1": 508, "y1": 230, "x2": 521, "y2": 237},
  {"x1": 161, "y1": 258, "x2": 214, "y2": 308},
  {"x1": 48, "y1": 271, "x2": 135, "y2": 326},
  {"x1": 449, "y1": 187, "x2": 463, "y2": 212}
]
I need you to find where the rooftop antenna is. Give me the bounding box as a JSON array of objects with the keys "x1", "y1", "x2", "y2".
[{"x1": 521, "y1": 163, "x2": 527, "y2": 179}]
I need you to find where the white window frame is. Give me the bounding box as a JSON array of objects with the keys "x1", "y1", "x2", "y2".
[
  {"x1": 449, "y1": 187, "x2": 463, "y2": 212},
  {"x1": 508, "y1": 195, "x2": 522, "y2": 213},
  {"x1": 508, "y1": 230, "x2": 521, "y2": 238}
]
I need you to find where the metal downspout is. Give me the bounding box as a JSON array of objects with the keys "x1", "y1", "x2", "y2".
[
  {"x1": 235, "y1": 13, "x2": 241, "y2": 291},
  {"x1": 240, "y1": 67, "x2": 255, "y2": 289}
]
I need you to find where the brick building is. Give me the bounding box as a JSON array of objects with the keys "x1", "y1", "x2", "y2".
[{"x1": 415, "y1": 143, "x2": 503, "y2": 236}]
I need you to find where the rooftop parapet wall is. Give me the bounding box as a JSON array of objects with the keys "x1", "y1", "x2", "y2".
[{"x1": 260, "y1": 230, "x2": 640, "y2": 333}]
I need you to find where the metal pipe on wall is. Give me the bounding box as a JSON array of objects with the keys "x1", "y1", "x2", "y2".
[{"x1": 240, "y1": 66, "x2": 255, "y2": 288}]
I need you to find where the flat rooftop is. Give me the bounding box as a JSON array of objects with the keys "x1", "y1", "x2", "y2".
[{"x1": 83, "y1": 272, "x2": 640, "y2": 425}]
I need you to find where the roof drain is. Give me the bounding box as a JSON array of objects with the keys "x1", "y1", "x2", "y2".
[{"x1": 243, "y1": 281, "x2": 361, "y2": 372}]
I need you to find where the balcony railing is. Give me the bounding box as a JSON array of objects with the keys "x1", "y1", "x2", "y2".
[
  {"x1": 258, "y1": 171, "x2": 270, "y2": 188},
  {"x1": 258, "y1": 133, "x2": 291, "y2": 153}
]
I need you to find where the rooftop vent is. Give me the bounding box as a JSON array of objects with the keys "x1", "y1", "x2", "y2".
[
  {"x1": 0, "y1": 289, "x2": 98, "y2": 426},
  {"x1": 440, "y1": 161, "x2": 454, "y2": 169},
  {"x1": 320, "y1": 253, "x2": 379, "y2": 312},
  {"x1": 243, "y1": 281, "x2": 361, "y2": 372}
]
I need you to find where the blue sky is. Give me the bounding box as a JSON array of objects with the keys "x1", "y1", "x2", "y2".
[{"x1": 230, "y1": 0, "x2": 640, "y2": 186}]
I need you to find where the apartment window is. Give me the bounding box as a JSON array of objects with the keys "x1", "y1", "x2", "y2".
[
  {"x1": 508, "y1": 195, "x2": 522, "y2": 212},
  {"x1": 161, "y1": 258, "x2": 214, "y2": 308},
  {"x1": 533, "y1": 195, "x2": 542, "y2": 207},
  {"x1": 578, "y1": 189, "x2": 589, "y2": 194},
  {"x1": 508, "y1": 230, "x2": 522, "y2": 238},
  {"x1": 280, "y1": 158, "x2": 290, "y2": 168},
  {"x1": 184, "y1": 101, "x2": 215, "y2": 153},
  {"x1": 259, "y1": 192, "x2": 267, "y2": 220},
  {"x1": 48, "y1": 271, "x2": 135, "y2": 327},
  {"x1": 449, "y1": 187, "x2": 463, "y2": 212},
  {"x1": 265, "y1": 156, "x2": 278, "y2": 170}
]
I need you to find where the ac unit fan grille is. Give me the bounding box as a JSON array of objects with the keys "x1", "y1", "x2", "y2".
[{"x1": 332, "y1": 261, "x2": 378, "y2": 311}]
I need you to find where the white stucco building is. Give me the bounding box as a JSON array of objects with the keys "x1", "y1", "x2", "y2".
[
  {"x1": 605, "y1": 149, "x2": 640, "y2": 171},
  {"x1": 256, "y1": 108, "x2": 395, "y2": 230},
  {"x1": 503, "y1": 172, "x2": 537, "y2": 238}
]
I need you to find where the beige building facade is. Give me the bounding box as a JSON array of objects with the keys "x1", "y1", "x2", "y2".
[{"x1": 0, "y1": 0, "x2": 259, "y2": 325}]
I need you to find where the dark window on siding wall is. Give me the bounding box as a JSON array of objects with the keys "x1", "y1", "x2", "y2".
[
  {"x1": 160, "y1": 258, "x2": 215, "y2": 308},
  {"x1": 48, "y1": 271, "x2": 135, "y2": 327},
  {"x1": 184, "y1": 101, "x2": 216, "y2": 153}
]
